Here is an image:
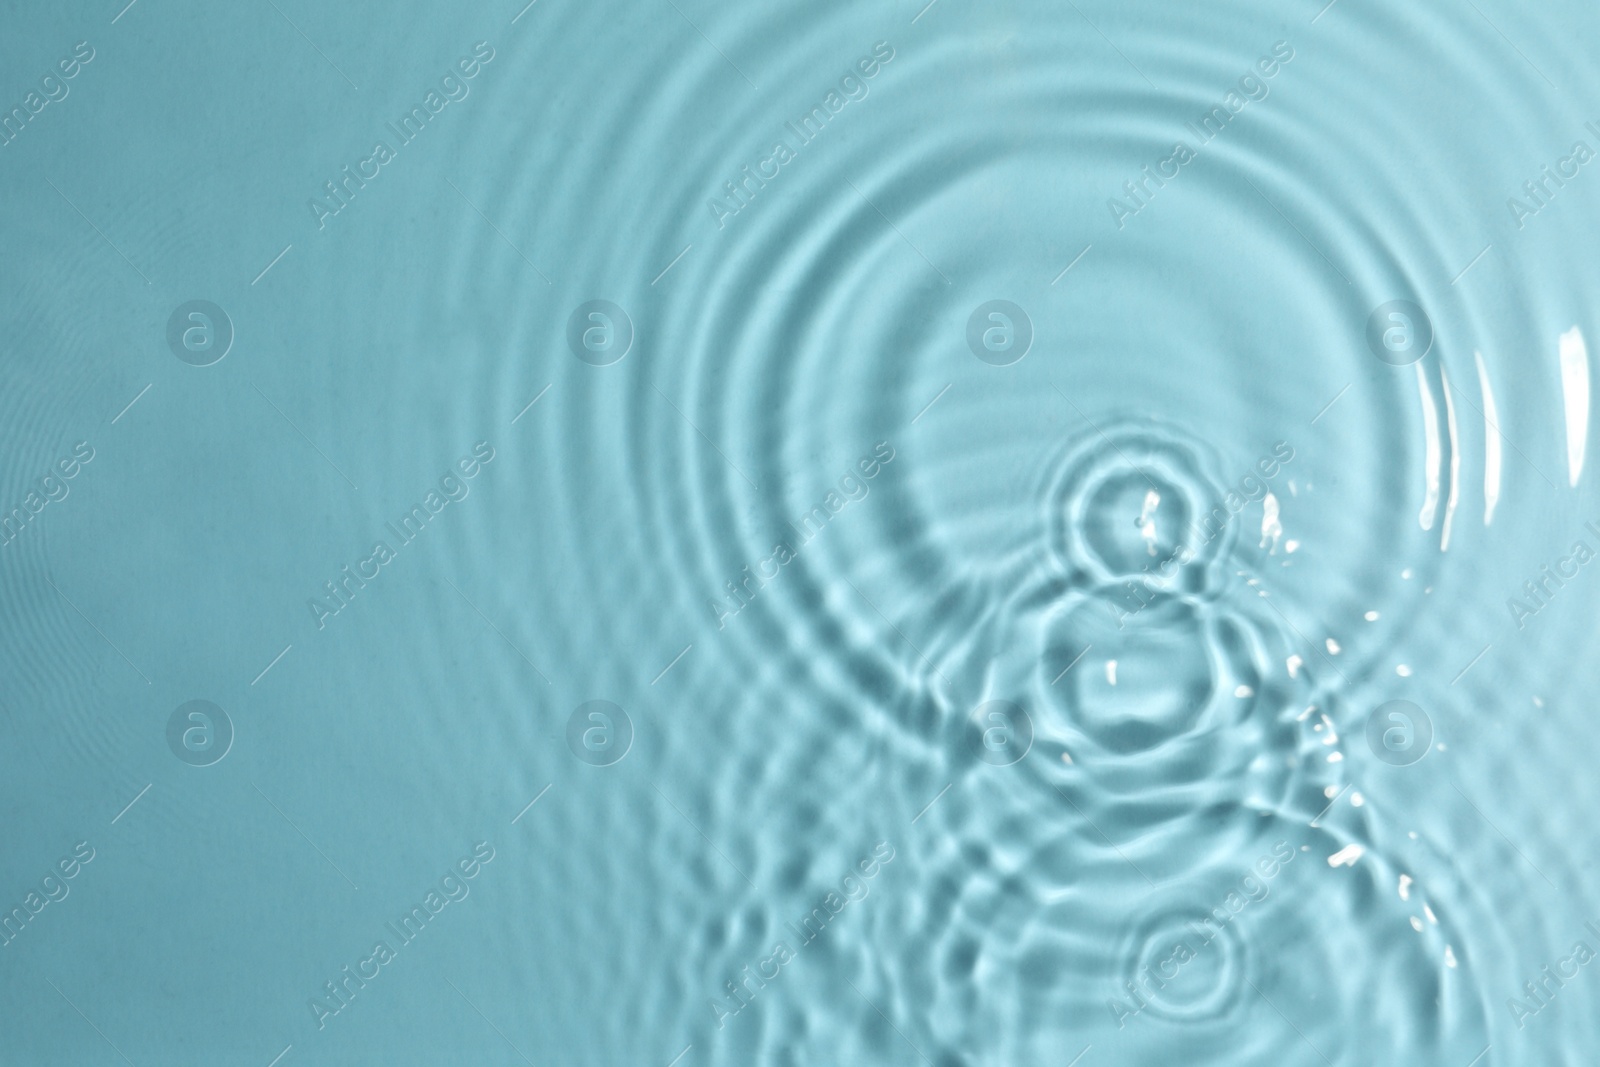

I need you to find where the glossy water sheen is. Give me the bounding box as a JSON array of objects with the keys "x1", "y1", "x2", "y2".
[{"x1": 2, "y1": 0, "x2": 1599, "y2": 1064}]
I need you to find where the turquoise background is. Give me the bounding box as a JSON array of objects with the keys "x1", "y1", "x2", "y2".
[{"x1": 4, "y1": 0, "x2": 1600, "y2": 1063}]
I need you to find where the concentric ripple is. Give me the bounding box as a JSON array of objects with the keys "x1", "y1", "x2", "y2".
[
  {"x1": 1046, "y1": 421, "x2": 1240, "y2": 592},
  {"x1": 9, "y1": 0, "x2": 1600, "y2": 1062},
  {"x1": 349, "y1": 0, "x2": 1600, "y2": 1060}
]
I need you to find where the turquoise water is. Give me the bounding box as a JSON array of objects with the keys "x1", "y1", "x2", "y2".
[{"x1": 4, "y1": 0, "x2": 1600, "y2": 1063}]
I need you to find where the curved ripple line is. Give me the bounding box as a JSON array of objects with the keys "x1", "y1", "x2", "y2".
[
  {"x1": 1475, "y1": 351, "x2": 1502, "y2": 526},
  {"x1": 1416, "y1": 362, "x2": 1441, "y2": 535},
  {"x1": 1559, "y1": 325, "x2": 1589, "y2": 488},
  {"x1": 1440, "y1": 362, "x2": 1460, "y2": 553}
]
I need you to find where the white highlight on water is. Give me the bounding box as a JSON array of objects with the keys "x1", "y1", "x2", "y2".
[
  {"x1": 1475, "y1": 351, "x2": 1502, "y2": 525},
  {"x1": 1559, "y1": 325, "x2": 1590, "y2": 487},
  {"x1": 1138, "y1": 489, "x2": 1160, "y2": 555},
  {"x1": 1259, "y1": 492, "x2": 1282, "y2": 551},
  {"x1": 1105, "y1": 659, "x2": 1118, "y2": 685},
  {"x1": 1317, "y1": 712, "x2": 1339, "y2": 745},
  {"x1": 1328, "y1": 843, "x2": 1365, "y2": 867},
  {"x1": 1440, "y1": 362, "x2": 1460, "y2": 551},
  {"x1": 1416, "y1": 363, "x2": 1441, "y2": 532}
]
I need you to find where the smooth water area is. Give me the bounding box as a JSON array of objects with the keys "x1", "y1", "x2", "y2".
[{"x1": 3, "y1": 0, "x2": 1600, "y2": 1063}]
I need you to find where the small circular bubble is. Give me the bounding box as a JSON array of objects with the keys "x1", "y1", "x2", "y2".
[
  {"x1": 968, "y1": 699, "x2": 1034, "y2": 766},
  {"x1": 567, "y1": 300, "x2": 634, "y2": 366},
  {"x1": 166, "y1": 300, "x2": 234, "y2": 366},
  {"x1": 166, "y1": 700, "x2": 234, "y2": 767},
  {"x1": 1365, "y1": 699, "x2": 1432, "y2": 766},
  {"x1": 966, "y1": 300, "x2": 1033, "y2": 366},
  {"x1": 566, "y1": 699, "x2": 634, "y2": 766},
  {"x1": 1365, "y1": 300, "x2": 1432, "y2": 366}
]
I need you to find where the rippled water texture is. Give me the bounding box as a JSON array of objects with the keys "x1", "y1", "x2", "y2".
[{"x1": 4, "y1": 0, "x2": 1600, "y2": 1063}]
